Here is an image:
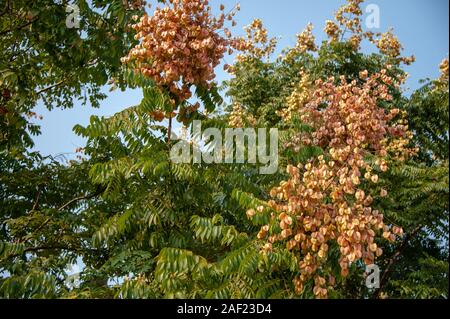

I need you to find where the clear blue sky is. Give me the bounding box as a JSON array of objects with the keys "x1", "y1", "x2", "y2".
[{"x1": 32, "y1": 0, "x2": 449, "y2": 157}]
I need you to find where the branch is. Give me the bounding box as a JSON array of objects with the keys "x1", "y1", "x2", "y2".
[
  {"x1": 23, "y1": 245, "x2": 83, "y2": 254},
  {"x1": 35, "y1": 58, "x2": 99, "y2": 96},
  {"x1": 17, "y1": 188, "x2": 105, "y2": 243},
  {"x1": 167, "y1": 116, "x2": 173, "y2": 145},
  {"x1": 373, "y1": 224, "x2": 423, "y2": 299},
  {"x1": 0, "y1": 1, "x2": 10, "y2": 18},
  {"x1": 4, "y1": 244, "x2": 101, "y2": 260},
  {"x1": 57, "y1": 188, "x2": 105, "y2": 211},
  {"x1": 0, "y1": 17, "x2": 38, "y2": 37},
  {"x1": 32, "y1": 187, "x2": 42, "y2": 211},
  {"x1": 36, "y1": 80, "x2": 66, "y2": 95}
]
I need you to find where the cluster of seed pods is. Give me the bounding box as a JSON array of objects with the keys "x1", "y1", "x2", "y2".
[
  {"x1": 249, "y1": 70, "x2": 413, "y2": 298},
  {"x1": 121, "y1": 0, "x2": 245, "y2": 119}
]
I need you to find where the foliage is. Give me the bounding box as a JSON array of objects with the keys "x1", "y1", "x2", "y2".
[{"x1": 0, "y1": 0, "x2": 448, "y2": 299}]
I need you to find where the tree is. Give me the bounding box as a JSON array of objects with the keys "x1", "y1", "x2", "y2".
[
  {"x1": 0, "y1": 0, "x2": 144, "y2": 298},
  {"x1": 0, "y1": 0, "x2": 447, "y2": 299}
]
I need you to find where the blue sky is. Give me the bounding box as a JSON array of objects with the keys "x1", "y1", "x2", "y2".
[{"x1": 32, "y1": 0, "x2": 449, "y2": 157}]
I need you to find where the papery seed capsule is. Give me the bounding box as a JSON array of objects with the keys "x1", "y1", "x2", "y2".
[
  {"x1": 376, "y1": 248, "x2": 383, "y2": 257},
  {"x1": 246, "y1": 209, "x2": 256, "y2": 218},
  {"x1": 286, "y1": 216, "x2": 293, "y2": 225}
]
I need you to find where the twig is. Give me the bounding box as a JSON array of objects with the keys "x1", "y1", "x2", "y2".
[
  {"x1": 32, "y1": 188, "x2": 41, "y2": 211},
  {"x1": 4, "y1": 245, "x2": 97, "y2": 260},
  {"x1": 0, "y1": 0, "x2": 10, "y2": 18},
  {"x1": 16, "y1": 189, "x2": 105, "y2": 245},
  {"x1": 373, "y1": 224, "x2": 423, "y2": 298},
  {"x1": 36, "y1": 80, "x2": 66, "y2": 95},
  {"x1": 167, "y1": 116, "x2": 173, "y2": 145},
  {"x1": 57, "y1": 188, "x2": 105, "y2": 211},
  {"x1": 35, "y1": 58, "x2": 99, "y2": 96},
  {"x1": 23, "y1": 245, "x2": 82, "y2": 254},
  {"x1": 0, "y1": 17, "x2": 38, "y2": 37}
]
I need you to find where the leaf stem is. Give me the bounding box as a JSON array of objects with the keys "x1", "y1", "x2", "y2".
[{"x1": 167, "y1": 116, "x2": 173, "y2": 145}]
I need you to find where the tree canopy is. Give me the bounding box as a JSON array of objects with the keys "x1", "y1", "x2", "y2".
[{"x1": 0, "y1": 0, "x2": 448, "y2": 299}]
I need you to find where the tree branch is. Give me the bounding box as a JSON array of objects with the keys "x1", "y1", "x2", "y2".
[
  {"x1": 35, "y1": 58, "x2": 99, "y2": 96},
  {"x1": 36, "y1": 80, "x2": 66, "y2": 95},
  {"x1": 0, "y1": 1, "x2": 10, "y2": 18},
  {"x1": 32, "y1": 187, "x2": 42, "y2": 211},
  {"x1": 58, "y1": 188, "x2": 105, "y2": 211},
  {"x1": 167, "y1": 116, "x2": 173, "y2": 145},
  {"x1": 373, "y1": 224, "x2": 423, "y2": 299},
  {"x1": 5, "y1": 244, "x2": 101, "y2": 260},
  {"x1": 16, "y1": 189, "x2": 105, "y2": 243},
  {"x1": 23, "y1": 245, "x2": 83, "y2": 254},
  {"x1": 0, "y1": 17, "x2": 38, "y2": 37}
]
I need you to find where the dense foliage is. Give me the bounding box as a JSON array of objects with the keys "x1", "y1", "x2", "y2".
[{"x1": 0, "y1": 0, "x2": 448, "y2": 299}]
